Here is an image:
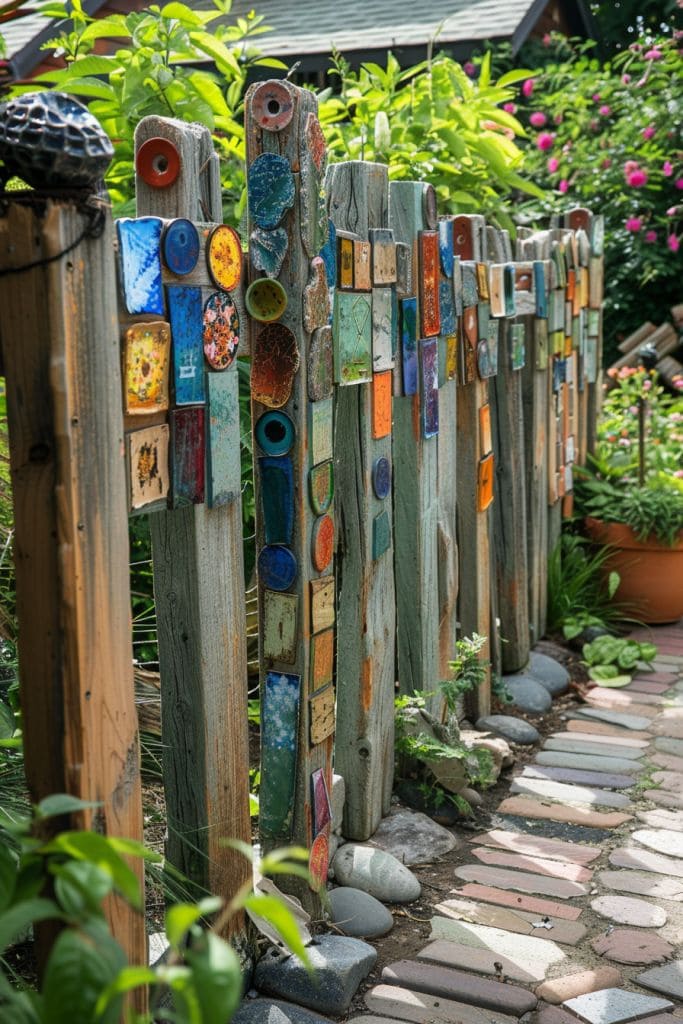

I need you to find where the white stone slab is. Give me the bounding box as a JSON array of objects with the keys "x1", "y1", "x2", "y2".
[
  {"x1": 510, "y1": 777, "x2": 630, "y2": 808},
  {"x1": 562, "y1": 987, "x2": 673, "y2": 1024}
]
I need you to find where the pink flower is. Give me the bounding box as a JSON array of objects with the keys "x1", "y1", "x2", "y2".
[
  {"x1": 663, "y1": 161, "x2": 674, "y2": 176},
  {"x1": 622, "y1": 73, "x2": 631, "y2": 84},
  {"x1": 547, "y1": 156, "x2": 559, "y2": 173},
  {"x1": 627, "y1": 169, "x2": 649, "y2": 187},
  {"x1": 676, "y1": 179, "x2": 683, "y2": 190},
  {"x1": 530, "y1": 111, "x2": 547, "y2": 127},
  {"x1": 624, "y1": 160, "x2": 639, "y2": 175},
  {"x1": 644, "y1": 48, "x2": 662, "y2": 60},
  {"x1": 592, "y1": 93, "x2": 601, "y2": 102},
  {"x1": 668, "y1": 233, "x2": 681, "y2": 252},
  {"x1": 601, "y1": 158, "x2": 612, "y2": 169},
  {"x1": 642, "y1": 125, "x2": 656, "y2": 139},
  {"x1": 558, "y1": 179, "x2": 569, "y2": 193},
  {"x1": 642, "y1": 379, "x2": 653, "y2": 390},
  {"x1": 463, "y1": 61, "x2": 476, "y2": 77},
  {"x1": 645, "y1": 230, "x2": 657, "y2": 243},
  {"x1": 599, "y1": 104, "x2": 612, "y2": 116},
  {"x1": 667, "y1": 206, "x2": 679, "y2": 216},
  {"x1": 630, "y1": 42, "x2": 642, "y2": 52},
  {"x1": 625, "y1": 217, "x2": 643, "y2": 232},
  {"x1": 503, "y1": 102, "x2": 517, "y2": 113},
  {"x1": 542, "y1": 33, "x2": 552, "y2": 46},
  {"x1": 636, "y1": 77, "x2": 647, "y2": 88},
  {"x1": 522, "y1": 79, "x2": 535, "y2": 98},
  {"x1": 537, "y1": 132, "x2": 554, "y2": 151}
]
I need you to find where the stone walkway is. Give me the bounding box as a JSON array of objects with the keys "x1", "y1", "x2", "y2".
[{"x1": 349, "y1": 623, "x2": 683, "y2": 1024}]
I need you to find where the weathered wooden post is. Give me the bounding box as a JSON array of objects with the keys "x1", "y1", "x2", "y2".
[
  {"x1": 388, "y1": 181, "x2": 442, "y2": 714},
  {"x1": 0, "y1": 194, "x2": 146, "y2": 976},
  {"x1": 452, "y1": 214, "x2": 492, "y2": 720},
  {"x1": 325, "y1": 161, "x2": 396, "y2": 840},
  {"x1": 244, "y1": 81, "x2": 333, "y2": 911},
  {"x1": 132, "y1": 117, "x2": 252, "y2": 934}
]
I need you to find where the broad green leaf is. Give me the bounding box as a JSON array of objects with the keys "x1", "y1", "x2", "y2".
[
  {"x1": 0, "y1": 841, "x2": 17, "y2": 912},
  {"x1": 594, "y1": 674, "x2": 633, "y2": 688},
  {"x1": 188, "y1": 71, "x2": 230, "y2": 115},
  {"x1": 51, "y1": 860, "x2": 113, "y2": 917},
  {"x1": 164, "y1": 897, "x2": 223, "y2": 948},
  {"x1": 243, "y1": 892, "x2": 311, "y2": 967},
  {"x1": 95, "y1": 965, "x2": 157, "y2": 1017},
  {"x1": 638, "y1": 642, "x2": 658, "y2": 663},
  {"x1": 42, "y1": 927, "x2": 125, "y2": 1024},
  {"x1": 497, "y1": 68, "x2": 536, "y2": 89},
  {"x1": 77, "y1": 16, "x2": 130, "y2": 44},
  {"x1": 184, "y1": 932, "x2": 242, "y2": 1023},
  {"x1": 190, "y1": 31, "x2": 241, "y2": 76},
  {"x1": 161, "y1": 2, "x2": 204, "y2": 25},
  {"x1": 36, "y1": 794, "x2": 100, "y2": 819},
  {"x1": 0, "y1": 898, "x2": 61, "y2": 953},
  {"x1": 43, "y1": 832, "x2": 143, "y2": 910},
  {"x1": 253, "y1": 57, "x2": 289, "y2": 69},
  {"x1": 479, "y1": 51, "x2": 491, "y2": 90},
  {"x1": 588, "y1": 664, "x2": 619, "y2": 680},
  {"x1": 607, "y1": 571, "x2": 620, "y2": 598}
]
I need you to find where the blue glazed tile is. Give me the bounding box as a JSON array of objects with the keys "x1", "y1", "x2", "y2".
[
  {"x1": 248, "y1": 153, "x2": 295, "y2": 230},
  {"x1": 439, "y1": 278, "x2": 456, "y2": 335},
  {"x1": 439, "y1": 219, "x2": 454, "y2": 277},
  {"x1": 319, "y1": 219, "x2": 337, "y2": 288},
  {"x1": 250, "y1": 226, "x2": 288, "y2": 279},
  {"x1": 258, "y1": 545, "x2": 297, "y2": 591},
  {"x1": 207, "y1": 371, "x2": 241, "y2": 508},
  {"x1": 504, "y1": 264, "x2": 516, "y2": 317},
  {"x1": 166, "y1": 285, "x2": 205, "y2": 406},
  {"x1": 372, "y1": 456, "x2": 391, "y2": 500},
  {"x1": 461, "y1": 261, "x2": 478, "y2": 308},
  {"x1": 421, "y1": 337, "x2": 439, "y2": 438},
  {"x1": 372, "y1": 510, "x2": 391, "y2": 560},
  {"x1": 260, "y1": 455, "x2": 294, "y2": 545},
  {"x1": 117, "y1": 217, "x2": 164, "y2": 315},
  {"x1": 511, "y1": 323, "x2": 526, "y2": 371},
  {"x1": 260, "y1": 671, "x2": 301, "y2": 839},
  {"x1": 534, "y1": 260, "x2": 547, "y2": 318},
  {"x1": 453, "y1": 256, "x2": 463, "y2": 316},
  {"x1": 400, "y1": 297, "x2": 418, "y2": 396},
  {"x1": 162, "y1": 218, "x2": 199, "y2": 276}
]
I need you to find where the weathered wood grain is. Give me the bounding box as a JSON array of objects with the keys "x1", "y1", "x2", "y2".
[
  {"x1": 135, "y1": 117, "x2": 252, "y2": 935},
  {"x1": 326, "y1": 161, "x2": 395, "y2": 840},
  {"x1": 389, "y1": 182, "x2": 442, "y2": 716},
  {"x1": 0, "y1": 200, "x2": 146, "y2": 981}
]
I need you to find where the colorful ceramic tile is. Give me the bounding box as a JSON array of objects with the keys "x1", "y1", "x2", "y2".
[
  {"x1": 464, "y1": 305, "x2": 478, "y2": 348},
  {"x1": 170, "y1": 406, "x2": 205, "y2": 507},
  {"x1": 162, "y1": 218, "x2": 199, "y2": 276},
  {"x1": 252, "y1": 323, "x2": 300, "y2": 408},
  {"x1": 320, "y1": 220, "x2": 337, "y2": 289},
  {"x1": 311, "y1": 397, "x2": 333, "y2": 465},
  {"x1": 418, "y1": 230, "x2": 440, "y2": 337},
  {"x1": 300, "y1": 152, "x2": 327, "y2": 260},
  {"x1": 420, "y1": 338, "x2": 439, "y2": 439},
  {"x1": 128, "y1": 423, "x2": 170, "y2": 511},
  {"x1": 207, "y1": 370, "x2": 241, "y2": 507},
  {"x1": 487, "y1": 318, "x2": 499, "y2": 375},
  {"x1": 258, "y1": 545, "x2": 297, "y2": 591},
  {"x1": 400, "y1": 297, "x2": 418, "y2": 396},
  {"x1": 511, "y1": 323, "x2": 526, "y2": 371},
  {"x1": 260, "y1": 455, "x2": 294, "y2": 545},
  {"x1": 477, "y1": 452, "x2": 494, "y2": 512},
  {"x1": 372, "y1": 287, "x2": 394, "y2": 372},
  {"x1": 504, "y1": 264, "x2": 516, "y2": 317},
  {"x1": 422, "y1": 183, "x2": 438, "y2": 230},
  {"x1": 478, "y1": 301, "x2": 490, "y2": 344},
  {"x1": 305, "y1": 111, "x2": 327, "y2": 172},
  {"x1": 308, "y1": 830, "x2": 329, "y2": 891},
  {"x1": 311, "y1": 628, "x2": 334, "y2": 692},
  {"x1": 489, "y1": 264, "x2": 506, "y2": 318},
  {"x1": 585, "y1": 337, "x2": 598, "y2": 384},
  {"x1": 338, "y1": 235, "x2": 354, "y2": 289},
  {"x1": 372, "y1": 371, "x2": 392, "y2": 439},
  {"x1": 260, "y1": 671, "x2": 300, "y2": 839},
  {"x1": 123, "y1": 320, "x2": 170, "y2": 415},
  {"x1": 303, "y1": 257, "x2": 331, "y2": 333},
  {"x1": 255, "y1": 410, "x2": 294, "y2": 457},
  {"x1": 136, "y1": 136, "x2": 179, "y2": 189},
  {"x1": 310, "y1": 576, "x2": 335, "y2": 634},
  {"x1": 309, "y1": 460, "x2": 334, "y2": 515},
  {"x1": 479, "y1": 403, "x2": 492, "y2": 456},
  {"x1": 353, "y1": 240, "x2": 372, "y2": 291},
  {"x1": 203, "y1": 292, "x2": 239, "y2": 370},
  {"x1": 535, "y1": 318, "x2": 549, "y2": 370},
  {"x1": 311, "y1": 514, "x2": 334, "y2": 573},
  {"x1": 251, "y1": 80, "x2": 294, "y2": 131},
  {"x1": 308, "y1": 326, "x2": 333, "y2": 402},
  {"x1": 477, "y1": 339, "x2": 493, "y2": 379},
  {"x1": 476, "y1": 262, "x2": 490, "y2": 301},
  {"x1": 565, "y1": 434, "x2": 576, "y2": 464},
  {"x1": 437, "y1": 335, "x2": 448, "y2": 389},
  {"x1": 250, "y1": 226, "x2": 288, "y2": 279},
  {"x1": 369, "y1": 228, "x2": 397, "y2": 285},
  {"x1": 117, "y1": 217, "x2": 164, "y2": 316},
  {"x1": 452, "y1": 215, "x2": 474, "y2": 259},
  {"x1": 591, "y1": 215, "x2": 605, "y2": 256},
  {"x1": 515, "y1": 265, "x2": 535, "y2": 316},
  {"x1": 333, "y1": 291, "x2": 372, "y2": 385},
  {"x1": 263, "y1": 589, "x2": 298, "y2": 665},
  {"x1": 438, "y1": 219, "x2": 454, "y2": 277},
  {"x1": 248, "y1": 152, "x2": 295, "y2": 230},
  {"x1": 439, "y1": 278, "x2": 456, "y2": 335},
  {"x1": 533, "y1": 260, "x2": 548, "y2": 318},
  {"x1": 587, "y1": 308, "x2": 600, "y2": 337},
  {"x1": 311, "y1": 768, "x2": 332, "y2": 835},
  {"x1": 463, "y1": 333, "x2": 477, "y2": 385},
  {"x1": 206, "y1": 224, "x2": 242, "y2": 292},
  {"x1": 461, "y1": 261, "x2": 478, "y2": 309},
  {"x1": 372, "y1": 455, "x2": 391, "y2": 500},
  {"x1": 166, "y1": 287, "x2": 204, "y2": 406},
  {"x1": 309, "y1": 683, "x2": 335, "y2": 746},
  {"x1": 445, "y1": 333, "x2": 458, "y2": 381},
  {"x1": 395, "y1": 242, "x2": 412, "y2": 297},
  {"x1": 245, "y1": 277, "x2": 287, "y2": 324},
  {"x1": 372, "y1": 509, "x2": 391, "y2": 560}
]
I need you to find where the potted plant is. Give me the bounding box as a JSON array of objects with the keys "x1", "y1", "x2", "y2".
[{"x1": 575, "y1": 365, "x2": 683, "y2": 624}]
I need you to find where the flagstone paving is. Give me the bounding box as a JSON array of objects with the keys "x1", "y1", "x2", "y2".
[{"x1": 342, "y1": 625, "x2": 683, "y2": 1024}]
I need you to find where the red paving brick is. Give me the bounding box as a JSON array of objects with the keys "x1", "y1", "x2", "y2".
[
  {"x1": 565, "y1": 720, "x2": 653, "y2": 739},
  {"x1": 470, "y1": 845, "x2": 593, "y2": 882},
  {"x1": 535, "y1": 966, "x2": 622, "y2": 1004},
  {"x1": 550, "y1": 730, "x2": 649, "y2": 748},
  {"x1": 470, "y1": 828, "x2": 602, "y2": 865},
  {"x1": 497, "y1": 795, "x2": 632, "y2": 828},
  {"x1": 451, "y1": 882, "x2": 583, "y2": 920},
  {"x1": 592, "y1": 927, "x2": 675, "y2": 965}
]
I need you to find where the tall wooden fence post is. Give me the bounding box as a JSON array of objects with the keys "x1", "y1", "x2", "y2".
[
  {"x1": 325, "y1": 161, "x2": 396, "y2": 840},
  {"x1": 134, "y1": 116, "x2": 253, "y2": 938},
  {"x1": 0, "y1": 196, "x2": 146, "y2": 980},
  {"x1": 245, "y1": 81, "x2": 333, "y2": 914}
]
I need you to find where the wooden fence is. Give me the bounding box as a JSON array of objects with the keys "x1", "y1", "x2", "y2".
[{"x1": 0, "y1": 80, "x2": 604, "y2": 967}]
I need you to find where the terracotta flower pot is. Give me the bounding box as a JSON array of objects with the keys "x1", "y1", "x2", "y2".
[{"x1": 585, "y1": 517, "x2": 683, "y2": 625}]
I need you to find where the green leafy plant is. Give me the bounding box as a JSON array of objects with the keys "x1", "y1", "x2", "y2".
[
  {"x1": 582, "y1": 634, "x2": 657, "y2": 686},
  {"x1": 440, "y1": 633, "x2": 489, "y2": 712},
  {"x1": 547, "y1": 532, "x2": 626, "y2": 638}
]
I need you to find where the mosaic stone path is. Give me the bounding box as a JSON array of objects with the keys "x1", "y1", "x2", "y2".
[{"x1": 351, "y1": 623, "x2": 683, "y2": 1024}]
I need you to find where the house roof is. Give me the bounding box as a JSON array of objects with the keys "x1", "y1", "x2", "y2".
[{"x1": 1, "y1": 0, "x2": 108, "y2": 79}]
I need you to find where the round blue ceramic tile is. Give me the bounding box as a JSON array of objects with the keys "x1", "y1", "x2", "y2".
[
  {"x1": 258, "y1": 545, "x2": 297, "y2": 591},
  {"x1": 255, "y1": 411, "x2": 295, "y2": 456},
  {"x1": 372, "y1": 456, "x2": 392, "y2": 500},
  {"x1": 162, "y1": 218, "x2": 200, "y2": 276}
]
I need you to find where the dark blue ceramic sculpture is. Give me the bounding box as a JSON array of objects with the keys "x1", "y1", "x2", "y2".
[{"x1": 0, "y1": 92, "x2": 114, "y2": 189}]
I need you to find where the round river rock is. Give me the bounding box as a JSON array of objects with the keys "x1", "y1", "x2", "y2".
[
  {"x1": 528, "y1": 651, "x2": 570, "y2": 696},
  {"x1": 502, "y1": 674, "x2": 553, "y2": 715},
  {"x1": 476, "y1": 714, "x2": 540, "y2": 745},
  {"x1": 331, "y1": 843, "x2": 421, "y2": 903},
  {"x1": 328, "y1": 886, "x2": 394, "y2": 938}
]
